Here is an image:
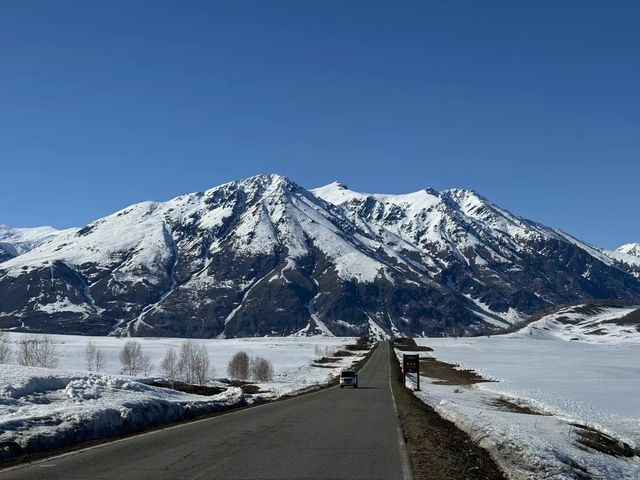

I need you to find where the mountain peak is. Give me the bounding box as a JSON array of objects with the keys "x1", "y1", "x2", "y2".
[{"x1": 617, "y1": 243, "x2": 640, "y2": 257}]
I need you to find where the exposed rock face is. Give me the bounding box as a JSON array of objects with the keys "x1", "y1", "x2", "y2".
[{"x1": 1, "y1": 174, "x2": 639, "y2": 338}]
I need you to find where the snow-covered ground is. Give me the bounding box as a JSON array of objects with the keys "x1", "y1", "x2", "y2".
[
  {"x1": 0, "y1": 335, "x2": 365, "y2": 459},
  {"x1": 395, "y1": 309, "x2": 640, "y2": 479}
]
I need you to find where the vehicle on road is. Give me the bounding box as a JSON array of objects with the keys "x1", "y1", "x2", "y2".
[{"x1": 339, "y1": 369, "x2": 358, "y2": 388}]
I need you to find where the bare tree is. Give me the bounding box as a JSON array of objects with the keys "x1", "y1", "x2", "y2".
[
  {"x1": 84, "y1": 341, "x2": 97, "y2": 371},
  {"x1": 16, "y1": 336, "x2": 59, "y2": 368},
  {"x1": 119, "y1": 340, "x2": 145, "y2": 376},
  {"x1": 140, "y1": 354, "x2": 153, "y2": 377},
  {"x1": 227, "y1": 351, "x2": 250, "y2": 380},
  {"x1": 193, "y1": 344, "x2": 211, "y2": 385},
  {"x1": 0, "y1": 331, "x2": 12, "y2": 364},
  {"x1": 161, "y1": 348, "x2": 179, "y2": 383},
  {"x1": 95, "y1": 347, "x2": 106, "y2": 371},
  {"x1": 250, "y1": 356, "x2": 274, "y2": 382},
  {"x1": 178, "y1": 341, "x2": 212, "y2": 385}
]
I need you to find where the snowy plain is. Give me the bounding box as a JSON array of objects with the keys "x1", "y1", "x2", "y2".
[
  {"x1": 0, "y1": 334, "x2": 363, "y2": 459},
  {"x1": 398, "y1": 308, "x2": 640, "y2": 479}
]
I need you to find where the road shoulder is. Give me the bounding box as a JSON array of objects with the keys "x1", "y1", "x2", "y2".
[{"x1": 389, "y1": 341, "x2": 506, "y2": 480}]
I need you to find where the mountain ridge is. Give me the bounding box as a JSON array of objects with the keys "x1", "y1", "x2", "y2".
[{"x1": 1, "y1": 174, "x2": 639, "y2": 338}]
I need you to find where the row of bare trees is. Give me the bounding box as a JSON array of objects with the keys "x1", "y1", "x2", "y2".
[
  {"x1": 0, "y1": 332, "x2": 60, "y2": 368},
  {"x1": 160, "y1": 341, "x2": 212, "y2": 385},
  {"x1": 0, "y1": 333, "x2": 274, "y2": 387},
  {"x1": 227, "y1": 351, "x2": 274, "y2": 382}
]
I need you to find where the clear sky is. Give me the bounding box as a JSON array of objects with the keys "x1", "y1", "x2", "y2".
[{"x1": 1, "y1": 1, "x2": 638, "y2": 248}]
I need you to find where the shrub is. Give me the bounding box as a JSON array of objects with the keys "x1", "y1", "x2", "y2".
[
  {"x1": 227, "y1": 351, "x2": 250, "y2": 380},
  {"x1": 250, "y1": 356, "x2": 274, "y2": 382}
]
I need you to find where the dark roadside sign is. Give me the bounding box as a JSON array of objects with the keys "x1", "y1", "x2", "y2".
[{"x1": 403, "y1": 354, "x2": 420, "y2": 390}]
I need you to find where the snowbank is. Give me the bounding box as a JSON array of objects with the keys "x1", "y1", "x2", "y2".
[
  {"x1": 0, "y1": 336, "x2": 367, "y2": 460},
  {"x1": 0, "y1": 365, "x2": 244, "y2": 459}
]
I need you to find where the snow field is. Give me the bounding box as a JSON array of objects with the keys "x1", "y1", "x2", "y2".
[{"x1": 397, "y1": 331, "x2": 640, "y2": 479}]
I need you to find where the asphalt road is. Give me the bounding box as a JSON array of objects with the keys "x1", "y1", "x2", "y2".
[{"x1": 0, "y1": 342, "x2": 409, "y2": 480}]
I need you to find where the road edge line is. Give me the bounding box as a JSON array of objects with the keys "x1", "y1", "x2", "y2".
[{"x1": 388, "y1": 342, "x2": 413, "y2": 480}]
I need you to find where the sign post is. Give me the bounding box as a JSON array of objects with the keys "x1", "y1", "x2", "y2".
[{"x1": 403, "y1": 354, "x2": 420, "y2": 391}]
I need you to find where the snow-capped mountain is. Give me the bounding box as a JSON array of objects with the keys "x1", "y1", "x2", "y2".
[
  {"x1": 601, "y1": 243, "x2": 640, "y2": 278},
  {"x1": 1, "y1": 174, "x2": 639, "y2": 338},
  {"x1": 0, "y1": 225, "x2": 68, "y2": 262},
  {"x1": 617, "y1": 243, "x2": 640, "y2": 257}
]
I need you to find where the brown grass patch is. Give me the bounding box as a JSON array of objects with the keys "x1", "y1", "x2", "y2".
[
  {"x1": 572, "y1": 424, "x2": 639, "y2": 458},
  {"x1": 226, "y1": 380, "x2": 266, "y2": 394},
  {"x1": 490, "y1": 398, "x2": 550, "y2": 416},
  {"x1": 419, "y1": 357, "x2": 493, "y2": 386},
  {"x1": 333, "y1": 350, "x2": 354, "y2": 357},
  {"x1": 314, "y1": 356, "x2": 339, "y2": 364},
  {"x1": 148, "y1": 381, "x2": 226, "y2": 396},
  {"x1": 389, "y1": 343, "x2": 506, "y2": 480}
]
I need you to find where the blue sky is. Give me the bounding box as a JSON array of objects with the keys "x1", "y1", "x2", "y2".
[{"x1": 0, "y1": 1, "x2": 638, "y2": 248}]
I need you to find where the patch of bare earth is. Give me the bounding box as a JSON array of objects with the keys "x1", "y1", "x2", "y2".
[
  {"x1": 572, "y1": 424, "x2": 640, "y2": 458},
  {"x1": 490, "y1": 398, "x2": 550, "y2": 416},
  {"x1": 389, "y1": 341, "x2": 505, "y2": 480},
  {"x1": 418, "y1": 357, "x2": 494, "y2": 386}
]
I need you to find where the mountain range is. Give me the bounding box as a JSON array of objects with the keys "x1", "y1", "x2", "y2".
[{"x1": 1, "y1": 174, "x2": 639, "y2": 338}]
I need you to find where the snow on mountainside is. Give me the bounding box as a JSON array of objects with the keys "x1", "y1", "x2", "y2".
[
  {"x1": 313, "y1": 182, "x2": 640, "y2": 322},
  {"x1": 601, "y1": 243, "x2": 640, "y2": 278},
  {"x1": 0, "y1": 225, "x2": 68, "y2": 262},
  {"x1": 618, "y1": 243, "x2": 640, "y2": 257},
  {"x1": 522, "y1": 303, "x2": 640, "y2": 343},
  {"x1": 1, "y1": 174, "x2": 640, "y2": 338}
]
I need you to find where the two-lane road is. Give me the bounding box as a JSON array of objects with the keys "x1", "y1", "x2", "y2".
[{"x1": 1, "y1": 342, "x2": 409, "y2": 479}]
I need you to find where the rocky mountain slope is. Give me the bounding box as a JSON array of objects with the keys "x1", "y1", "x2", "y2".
[{"x1": 1, "y1": 174, "x2": 639, "y2": 338}]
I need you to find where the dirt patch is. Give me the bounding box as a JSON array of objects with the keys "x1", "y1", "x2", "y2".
[
  {"x1": 490, "y1": 398, "x2": 550, "y2": 416},
  {"x1": 333, "y1": 350, "x2": 354, "y2": 357},
  {"x1": 389, "y1": 342, "x2": 506, "y2": 480},
  {"x1": 314, "y1": 356, "x2": 339, "y2": 364},
  {"x1": 392, "y1": 337, "x2": 433, "y2": 352},
  {"x1": 419, "y1": 357, "x2": 494, "y2": 386},
  {"x1": 147, "y1": 381, "x2": 226, "y2": 396},
  {"x1": 572, "y1": 424, "x2": 639, "y2": 458},
  {"x1": 225, "y1": 380, "x2": 266, "y2": 394}
]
